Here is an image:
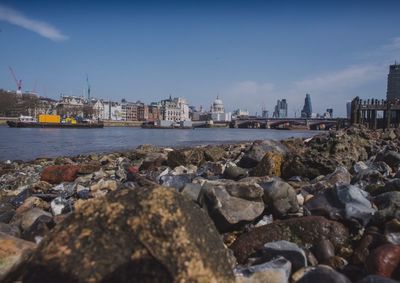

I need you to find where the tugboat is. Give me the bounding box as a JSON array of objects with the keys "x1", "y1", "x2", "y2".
[{"x1": 7, "y1": 115, "x2": 104, "y2": 128}]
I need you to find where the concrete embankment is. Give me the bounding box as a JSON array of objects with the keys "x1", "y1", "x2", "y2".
[{"x1": 1, "y1": 126, "x2": 400, "y2": 282}]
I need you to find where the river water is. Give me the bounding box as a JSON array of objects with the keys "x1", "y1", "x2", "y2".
[{"x1": 0, "y1": 126, "x2": 319, "y2": 161}]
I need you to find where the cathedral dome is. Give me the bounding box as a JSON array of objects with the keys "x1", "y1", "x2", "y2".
[{"x1": 211, "y1": 96, "x2": 224, "y2": 113}]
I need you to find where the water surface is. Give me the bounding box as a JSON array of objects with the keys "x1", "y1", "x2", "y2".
[{"x1": 0, "y1": 126, "x2": 318, "y2": 161}]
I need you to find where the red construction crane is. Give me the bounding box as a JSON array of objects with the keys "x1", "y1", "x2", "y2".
[{"x1": 8, "y1": 66, "x2": 22, "y2": 94}]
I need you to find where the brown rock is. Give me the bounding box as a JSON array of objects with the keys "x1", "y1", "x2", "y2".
[
  {"x1": 40, "y1": 165, "x2": 79, "y2": 184},
  {"x1": 167, "y1": 148, "x2": 205, "y2": 168},
  {"x1": 252, "y1": 151, "x2": 284, "y2": 177},
  {"x1": 366, "y1": 244, "x2": 400, "y2": 278},
  {"x1": 15, "y1": 196, "x2": 50, "y2": 215},
  {"x1": 13, "y1": 186, "x2": 234, "y2": 283},
  {"x1": 0, "y1": 232, "x2": 36, "y2": 281},
  {"x1": 78, "y1": 162, "x2": 101, "y2": 174},
  {"x1": 231, "y1": 216, "x2": 349, "y2": 264},
  {"x1": 204, "y1": 146, "x2": 226, "y2": 162}
]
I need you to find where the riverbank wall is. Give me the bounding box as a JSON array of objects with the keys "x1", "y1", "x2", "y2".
[{"x1": 1, "y1": 126, "x2": 400, "y2": 282}]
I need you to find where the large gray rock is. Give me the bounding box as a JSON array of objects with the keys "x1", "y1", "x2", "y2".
[
  {"x1": 203, "y1": 181, "x2": 265, "y2": 232},
  {"x1": 235, "y1": 257, "x2": 291, "y2": 283},
  {"x1": 373, "y1": 192, "x2": 400, "y2": 223},
  {"x1": 261, "y1": 179, "x2": 299, "y2": 217},
  {"x1": 260, "y1": 241, "x2": 307, "y2": 272},
  {"x1": 324, "y1": 166, "x2": 351, "y2": 185},
  {"x1": 8, "y1": 186, "x2": 234, "y2": 283}
]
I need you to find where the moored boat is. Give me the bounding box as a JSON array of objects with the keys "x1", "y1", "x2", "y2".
[{"x1": 7, "y1": 115, "x2": 104, "y2": 128}]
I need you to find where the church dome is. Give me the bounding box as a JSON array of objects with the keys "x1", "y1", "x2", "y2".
[{"x1": 211, "y1": 96, "x2": 224, "y2": 113}]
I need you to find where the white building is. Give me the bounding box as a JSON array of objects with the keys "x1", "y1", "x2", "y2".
[
  {"x1": 102, "y1": 101, "x2": 123, "y2": 121},
  {"x1": 160, "y1": 96, "x2": 190, "y2": 122},
  {"x1": 210, "y1": 96, "x2": 231, "y2": 122}
]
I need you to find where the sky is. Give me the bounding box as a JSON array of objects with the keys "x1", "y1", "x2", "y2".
[{"x1": 0, "y1": 0, "x2": 400, "y2": 117}]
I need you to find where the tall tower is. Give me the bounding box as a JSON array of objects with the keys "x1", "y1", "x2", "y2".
[
  {"x1": 301, "y1": 93, "x2": 313, "y2": 118},
  {"x1": 387, "y1": 63, "x2": 400, "y2": 102}
]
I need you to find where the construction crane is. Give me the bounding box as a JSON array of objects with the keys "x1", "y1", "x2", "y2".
[
  {"x1": 8, "y1": 66, "x2": 22, "y2": 95},
  {"x1": 86, "y1": 74, "x2": 91, "y2": 100}
]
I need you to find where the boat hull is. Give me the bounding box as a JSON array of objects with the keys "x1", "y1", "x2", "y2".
[{"x1": 7, "y1": 121, "x2": 104, "y2": 128}]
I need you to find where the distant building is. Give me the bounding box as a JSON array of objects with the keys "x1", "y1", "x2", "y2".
[
  {"x1": 147, "y1": 102, "x2": 161, "y2": 122},
  {"x1": 301, "y1": 94, "x2": 313, "y2": 118},
  {"x1": 261, "y1": 108, "x2": 269, "y2": 118},
  {"x1": 326, "y1": 108, "x2": 333, "y2": 118},
  {"x1": 232, "y1": 109, "x2": 249, "y2": 119},
  {"x1": 121, "y1": 101, "x2": 138, "y2": 121},
  {"x1": 56, "y1": 95, "x2": 85, "y2": 117},
  {"x1": 387, "y1": 63, "x2": 400, "y2": 102},
  {"x1": 210, "y1": 96, "x2": 231, "y2": 122},
  {"x1": 346, "y1": 101, "x2": 352, "y2": 119},
  {"x1": 160, "y1": 96, "x2": 190, "y2": 122},
  {"x1": 273, "y1": 99, "x2": 288, "y2": 118},
  {"x1": 102, "y1": 101, "x2": 123, "y2": 121}
]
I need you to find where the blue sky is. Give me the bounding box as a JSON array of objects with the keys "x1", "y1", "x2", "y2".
[{"x1": 0, "y1": 0, "x2": 399, "y2": 117}]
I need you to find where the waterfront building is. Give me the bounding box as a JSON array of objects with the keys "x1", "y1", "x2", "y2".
[
  {"x1": 326, "y1": 108, "x2": 333, "y2": 118},
  {"x1": 160, "y1": 96, "x2": 190, "y2": 122},
  {"x1": 56, "y1": 95, "x2": 85, "y2": 117},
  {"x1": 121, "y1": 101, "x2": 138, "y2": 121},
  {"x1": 91, "y1": 99, "x2": 104, "y2": 120},
  {"x1": 102, "y1": 101, "x2": 123, "y2": 121},
  {"x1": 346, "y1": 101, "x2": 352, "y2": 119},
  {"x1": 232, "y1": 109, "x2": 249, "y2": 118},
  {"x1": 147, "y1": 103, "x2": 161, "y2": 122},
  {"x1": 301, "y1": 94, "x2": 313, "y2": 118},
  {"x1": 273, "y1": 99, "x2": 288, "y2": 118},
  {"x1": 209, "y1": 96, "x2": 231, "y2": 122},
  {"x1": 136, "y1": 102, "x2": 149, "y2": 121},
  {"x1": 387, "y1": 63, "x2": 400, "y2": 102}
]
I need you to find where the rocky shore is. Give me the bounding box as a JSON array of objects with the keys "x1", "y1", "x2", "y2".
[{"x1": 1, "y1": 126, "x2": 400, "y2": 282}]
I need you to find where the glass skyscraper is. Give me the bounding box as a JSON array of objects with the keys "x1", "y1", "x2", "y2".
[
  {"x1": 387, "y1": 63, "x2": 400, "y2": 102},
  {"x1": 301, "y1": 93, "x2": 313, "y2": 118}
]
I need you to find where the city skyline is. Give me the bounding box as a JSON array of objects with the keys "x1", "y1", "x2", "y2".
[{"x1": 0, "y1": 0, "x2": 400, "y2": 116}]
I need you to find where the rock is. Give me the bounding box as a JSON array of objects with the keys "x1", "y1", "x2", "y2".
[
  {"x1": 352, "y1": 227, "x2": 385, "y2": 265},
  {"x1": 76, "y1": 185, "x2": 91, "y2": 199},
  {"x1": 167, "y1": 148, "x2": 205, "y2": 168},
  {"x1": 203, "y1": 181, "x2": 264, "y2": 232},
  {"x1": 375, "y1": 150, "x2": 400, "y2": 171},
  {"x1": 370, "y1": 161, "x2": 393, "y2": 177},
  {"x1": 159, "y1": 174, "x2": 193, "y2": 191},
  {"x1": 373, "y1": 192, "x2": 400, "y2": 223},
  {"x1": 357, "y1": 275, "x2": 399, "y2": 283},
  {"x1": 78, "y1": 162, "x2": 101, "y2": 174},
  {"x1": 90, "y1": 179, "x2": 118, "y2": 193},
  {"x1": 312, "y1": 239, "x2": 335, "y2": 263},
  {"x1": 15, "y1": 196, "x2": 49, "y2": 215},
  {"x1": 139, "y1": 152, "x2": 167, "y2": 171},
  {"x1": 20, "y1": 208, "x2": 52, "y2": 232},
  {"x1": 31, "y1": 181, "x2": 52, "y2": 193},
  {"x1": 353, "y1": 161, "x2": 369, "y2": 174},
  {"x1": 324, "y1": 166, "x2": 351, "y2": 185},
  {"x1": 0, "y1": 223, "x2": 20, "y2": 238},
  {"x1": 252, "y1": 151, "x2": 284, "y2": 177},
  {"x1": 382, "y1": 129, "x2": 397, "y2": 140},
  {"x1": 0, "y1": 202, "x2": 15, "y2": 223},
  {"x1": 204, "y1": 146, "x2": 226, "y2": 162},
  {"x1": 234, "y1": 257, "x2": 291, "y2": 283},
  {"x1": 13, "y1": 186, "x2": 234, "y2": 283},
  {"x1": 292, "y1": 265, "x2": 351, "y2": 283},
  {"x1": 50, "y1": 196, "x2": 73, "y2": 216},
  {"x1": 366, "y1": 244, "x2": 400, "y2": 278},
  {"x1": 180, "y1": 183, "x2": 202, "y2": 202},
  {"x1": 198, "y1": 161, "x2": 226, "y2": 178},
  {"x1": 0, "y1": 232, "x2": 36, "y2": 282},
  {"x1": 40, "y1": 165, "x2": 80, "y2": 184},
  {"x1": 259, "y1": 241, "x2": 307, "y2": 272},
  {"x1": 232, "y1": 216, "x2": 349, "y2": 264},
  {"x1": 385, "y1": 219, "x2": 400, "y2": 245},
  {"x1": 305, "y1": 184, "x2": 375, "y2": 226},
  {"x1": 261, "y1": 179, "x2": 299, "y2": 217},
  {"x1": 395, "y1": 170, "x2": 400, "y2": 179},
  {"x1": 239, "y1": 140, "x2": 287, "y2": 169},
  {"x1": 9, "y1": 187, "x2": 32, "y2": 207},
  {"x1": 22, "y1": 214, "x2": 54, "y2": 243},
  {"x1": 224, "y1": 163, "x2": 248, "y2": 180}
]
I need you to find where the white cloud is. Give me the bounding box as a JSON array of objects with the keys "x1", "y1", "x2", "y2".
[{"x1": 0, "y1": 4, "x2": 68, "y2": 42}]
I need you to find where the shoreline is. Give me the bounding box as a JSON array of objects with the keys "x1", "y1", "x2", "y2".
[{"x1": 1, "y1": 126, "x2": 400, "y2": 282}]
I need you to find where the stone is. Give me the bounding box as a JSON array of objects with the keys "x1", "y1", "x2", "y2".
[
  {"x1": 385, "y1": 219, "x2": 400, "y2": 245},
  {"x1": 234, "y1": 257, "x2": 291, "y2": 283},
  {"x1": 203, "y1": 181, "x2": 264, "y2": 232},
  {"x1": 375, "y1": 150, "x2": 400, "y2": 171},
  {"x1": 76, "y1": 185, "x2": 91, "y2": 199},
  {"x1": 366, "y1": 244, "x2": 400, "y2": 278},
  {"x1": 224, "y1": 163, "x2": 248, "y2": 180},
  {"x1": 231, "y1": 216, "x2": 349, "y2": 264},
  {"x1": 180, "y1": 183, "x2": 202, "y2": 202},
  {"x1": 167, "y1": 148, "x2": 205, "y2": 168},
  {"x1": 0, "y1": 223, "x2": 20, "y2": 238},
  {"x1": 139, "y1": 152, "x2": 167, "y2": 171},
  {"x1": 90, "y1": 179, "x2": 118, "y2": 193},
  {"x1": 312, "y1": 239, "x2": 335, "y2": 263},
  {"x1": 15, "y1": 196, "x2": 50, "y2": 215},
  {"x1": 261, "y1": 179, "x2": 299, "y2": 217},
  {"x1": 352, "y1": 227, "x2": 384, "y2": 265},
  {"x1": 0, "y1": 232, "x2": 36, "y2": 282},
  {"x1": 370, "y1": 161, "x2": 393, "y2": 177},
  {"x1": 239, "y1": 140, "x2": 287, "y2": 169},
  {"x1": 78, "y1": 162, "x2": 101, "y2": 174},
  {"x1": 357, "y1": 275, "x2": 399, "y2": 283},
  {"x1": 292, "y1": 265, "x2": 351, "y2": 283},
  {"x1": 252, "y1": 151, "x2": 284, "y2": 177},
  {"x1": 198, "y1": 161, "x2": 226, "y2": 178},
  {"x1": 372, "y1": 192, "x2": 400, "y2": 223},
  {"x1": 22, "y1": 214, "x2": 54, "y2": 243},
  {"x1": 159, "y1": 174, "x2": 193, "y2": 191},
  {"x1": 13, "y1": 186, "x2": 234, "y2": 283},
  {"x1": 353, "y1": 161, "x2": 369, "y2": 174},
  {"x1": 50, "y1": 197, "x2": 72, "y2": 216},
  {"x1": 204, "y1": 146, "x2": 226, "y2": 162},
  {"x1": 0, "y1": 203, "x2": 15, "y2": 223},
  {"x1": 9, "y1": 187, "x2": 32, "y2": 207},
  {"x1": 31, "y1": 181, "x2": 52, "y2": 193},
  {"x1": 40, "y1": 165, "x2": 80, "y2": 184},
  {"x1": 382, "y1": 129, "x2": 397, "y2": 140},
  {"x1": 259, "y1": 241, "x2": 307, "y2": 272},
  {"x1": 324, "y1": 166, "x2": 351, "y2": 185},
  {"x1": 20, "y1": 208, "x2": 52, "y2": 232}
]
